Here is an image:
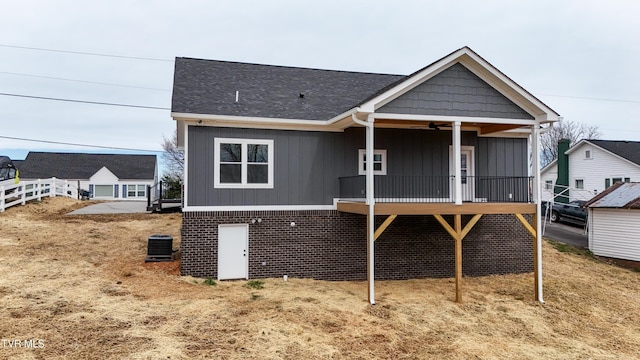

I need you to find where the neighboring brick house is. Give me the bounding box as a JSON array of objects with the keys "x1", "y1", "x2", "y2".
[
  {"x1": 18, "y1": 152, "x2": 157, "y2": 200},
  {"x1": 541, "y1": 139, "x2": 640, "y2": 202},
  {"x1": 171, "y1": 47, "x2": 560, "y2": 303}
]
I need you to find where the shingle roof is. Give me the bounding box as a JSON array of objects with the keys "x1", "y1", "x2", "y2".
[
  {"x1": 171, "y1": 58, "x2": 405, "y2": 120},
  {"x1": 18, "y1": 152, "x2": 157, "y2": 180},
  {"x1": 588, "y1": 139, "x2": 640, "y2": 166}
]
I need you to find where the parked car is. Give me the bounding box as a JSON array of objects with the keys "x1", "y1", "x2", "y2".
[{"x1": 542, "y1": 200, "x2": 588, "y2": 226}]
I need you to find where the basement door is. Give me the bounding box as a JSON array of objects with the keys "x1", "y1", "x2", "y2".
[{"x1": 218, "y1": 224, "x2": 249, "y2": 280}]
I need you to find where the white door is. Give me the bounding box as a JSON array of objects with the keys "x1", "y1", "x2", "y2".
[
  {"x1": 218, "y1": 224, "x2": 248, "y2": 280},
  {"x1": 449, "y1": 146, "x2": 475, "y2": 202}
]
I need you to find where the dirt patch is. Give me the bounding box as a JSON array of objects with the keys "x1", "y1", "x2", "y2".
[{"x1": 1, "y1": 197, "x2": 639, "y2": 359}]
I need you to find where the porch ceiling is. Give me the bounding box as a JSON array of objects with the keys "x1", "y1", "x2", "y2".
[
  {"x1": 373, "y1": 119, "x2": 525, "y2": 135},
  {"x1": 337, "y1": 201, "x2": 536, "y2": 215}
]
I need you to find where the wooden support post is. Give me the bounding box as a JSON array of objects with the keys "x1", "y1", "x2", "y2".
[{"x1": 433, "y1": 213, "x2": 482, "y2": 303}]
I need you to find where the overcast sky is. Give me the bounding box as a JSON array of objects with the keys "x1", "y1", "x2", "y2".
[{"x1": 2, "y1": 1, "x2": 639, "y2": 170}]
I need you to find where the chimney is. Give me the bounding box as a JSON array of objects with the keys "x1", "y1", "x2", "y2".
[{"x1": 554, "y1": 139, "x2": 570, "y2": 203}]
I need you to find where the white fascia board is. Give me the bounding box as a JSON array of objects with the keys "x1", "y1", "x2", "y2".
[
  {"x1": 359, "y1": 51, "x2": 464, "y2": 112},
  {"x1": 183, "y1": 204, "x2": 337, "y2": 212},
  {"x1": 564, "y1": 139, "x2": 590, "y2": 155},
  {"x1": 172, "y1": 112, "x2": 344, "y2": 132},
  {"x1": 371, "y1": 112, "x2": 538, "y2": 126},
  {"x1": 458, "y1": 52, "x2": 560, "y2": 122}
]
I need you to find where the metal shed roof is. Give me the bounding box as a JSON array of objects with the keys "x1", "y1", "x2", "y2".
[{"x1": 584, "y1": 182, "x2": 640, "y2": 209}]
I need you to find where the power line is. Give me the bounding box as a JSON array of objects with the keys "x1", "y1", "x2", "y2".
[
  {"x1": 0, "y1": 92, "x2": 170, "y2": 110},
  {"x1": 0, "y1": 71, "x2": 170, "y2": 92},
  {"x1": 539, "y1": 93, "x2": 640, "y2": 104},
  {"x1": 0, "y1": 135, "x2": 162, "y2": 153},
  {"x1": 0, "y1": 44, "x2": 172, "y2": 62}
]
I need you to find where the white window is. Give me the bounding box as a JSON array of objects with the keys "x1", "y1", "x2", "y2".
[
  {"x1": 585, "y1": 150, "x2": 591, "y2": 159},
  {"x1": 358, "y1": 149, "x2": 387, "y2": 175},
  {"x1": 94, "y1": 185, "x2": 113, "y2": 197},
  {"x1": 127, "y1": 185, "x2": 146, "y2": 197},
  {"x1": 214, "y1": 138, "x2": 274, "y2": 188},
  {"x1": 545, "y1": 180, "x2": 553, "y2": 190},
  {"x1": 575, "y1": 179, "x2": 584, "y2": 189}
]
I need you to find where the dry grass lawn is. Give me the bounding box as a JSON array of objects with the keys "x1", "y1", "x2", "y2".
[{"x1": 1, "y1": 197, "x2": 640, "y2": 359}]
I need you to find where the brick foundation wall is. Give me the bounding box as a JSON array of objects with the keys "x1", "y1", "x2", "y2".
[{"x1": 181, "y1": 211, "x2": 533, "y2": 280}]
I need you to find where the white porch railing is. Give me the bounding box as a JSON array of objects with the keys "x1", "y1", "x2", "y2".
[{"x1": 0, "y1": 178, "x2": 79, "y2": 212}]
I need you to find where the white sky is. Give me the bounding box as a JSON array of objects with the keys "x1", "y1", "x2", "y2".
[{"x1": 2, "y1": 0, "x2": 639, "y2": 168}]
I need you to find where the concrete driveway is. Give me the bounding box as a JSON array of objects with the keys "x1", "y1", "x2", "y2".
[
  {"x1": 541, "y1": 221, "x2": 588, "y2": 248},
  {"x1": 68, "y1": 201, "x2": 148, "y2": 215}
]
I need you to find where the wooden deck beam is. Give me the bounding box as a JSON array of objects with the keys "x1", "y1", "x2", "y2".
[{"x1": 338, "y1": 201, "x2": 536, "y2": 216}]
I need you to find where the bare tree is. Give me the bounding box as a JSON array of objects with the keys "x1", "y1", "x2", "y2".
[
  {"x1": 161, "y1": 130, "x2": 184, "y2": 180},
  {"x1": 540, "y1": 120, "x2": 601, "y2": 167}
]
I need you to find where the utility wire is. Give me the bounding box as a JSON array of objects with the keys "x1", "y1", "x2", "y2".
[
  {"x1": 0, "y1": 71, "x2": 170, "y2": 92},
  {"x1": 538, "y1": 93, "x2": 640, "y2": 104},
  {"x1": 0, "y1": 44, "x2": 172, "y2": 62},
  {"x1": 0, "y1": 92, "x2": 170, "y2": 110},
  {"x1": 0, "y1": 135, "x2": 162, "y2": 153}
]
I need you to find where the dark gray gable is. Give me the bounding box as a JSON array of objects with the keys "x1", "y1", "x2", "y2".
[
  {"x1": 377, "y1": 63, "x2": 534, "y2": 119},
  {"x1": 172, "y1": 58, "x2": 404, "y2": 120},
  {"x1": 19, "y1": 152, "x2": 156, "y2": 180},
  {"x1": 589, "y1": 140, "x2": 640, "y2": 166}
]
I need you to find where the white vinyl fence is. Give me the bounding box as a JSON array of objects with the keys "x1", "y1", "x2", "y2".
[{"x1": 0, "y1": 178, "x2": 79, "y2": 212}]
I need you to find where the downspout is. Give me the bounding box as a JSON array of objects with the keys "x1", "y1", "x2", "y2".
[
  {"x1": 352, "y1": 113, "x2": 376, "y2": 305},
  {"x1": 532, "y1": 125, "x2": 545, "y2": 304}
]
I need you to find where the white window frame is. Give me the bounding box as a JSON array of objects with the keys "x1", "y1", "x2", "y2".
[
  {"x1": 214, "y1": 138, "x2": 274, "y2": 189},
  {"x1": 127, "y1": 184, "x2": 146, "y2": 197},
  {"x1": 575, "y1": 179, "x2": 584, "y2": 189},
  {"x1": 358, "y1": 149, "x2": 387, "y2": 175},
  {"x1": 545, "y1": 180, "x2": 553, "y2": 190}
]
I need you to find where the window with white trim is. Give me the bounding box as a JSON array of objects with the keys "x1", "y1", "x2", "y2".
[
  {"x1": 545, "y1": 180, "x2": 553, "y2": 190},
  {"x1": 358, "y1": 149, "x2": 387, "y2": 175},
  {"x1": 575, "y1": 179, "x2": 584, "y2": 189},
  {"x1": 127, "y1": 184, "x2": 146, "y2": 197},
  {"x1": 214, "y1": 138, "x2": 274, "y2": 188},
  {"x1": 585, "y1": 150, "x2": 591, "y2": 159}
]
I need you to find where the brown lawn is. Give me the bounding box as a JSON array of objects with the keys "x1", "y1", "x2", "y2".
[{"x1": 1, "y1": 197, "x2": 639, "y2": 359}]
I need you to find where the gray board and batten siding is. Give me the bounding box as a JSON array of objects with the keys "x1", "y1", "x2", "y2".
[
  {"x1": 187, "y1": 126, "x2": 528, "y2": 206},
  {"x1": 377, "y1": 63, "x2": 534, "y2": 120}
]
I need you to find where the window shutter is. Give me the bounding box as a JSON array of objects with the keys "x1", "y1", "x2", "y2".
[
  {"x1": 605, "y1": 178, "x2": 610, "y2": 188},
  {"x1": 114, "y1": 184, "x2": 119, "y2": 198},
  {"x1": 89, "y1": 184, "x2": 94, "y2": 198},
  {"x1": 122, "y1": 185, "x2": 127, "y2": 198}
]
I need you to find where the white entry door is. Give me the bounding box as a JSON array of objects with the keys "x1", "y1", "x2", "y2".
[
  {"x1": 218, "y1": 224, "x2": 248, "y2": 280},
  {"x1": 449, "y1": 146, "x2": 475, "y2": 202}
]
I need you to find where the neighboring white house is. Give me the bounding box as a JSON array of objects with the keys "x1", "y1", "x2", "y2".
[
  {"x1": 541, "y1": 139, "x2": 640, "y2": 202},
  {"x1": 585, "y1": 182, "x2": 640, "y2": 263},
  {"x1": 18, "y1": 152, "x2": 158, "y2": 201}
]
